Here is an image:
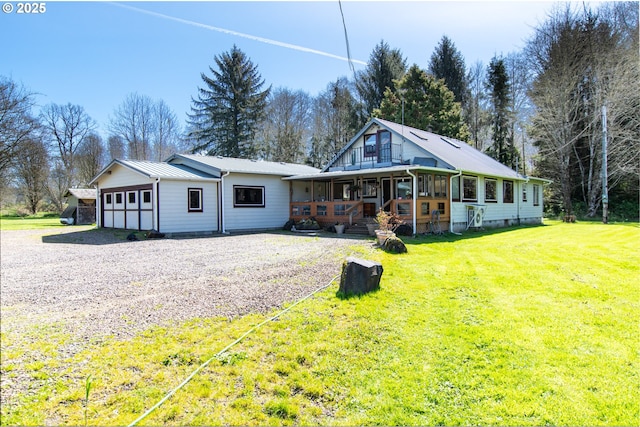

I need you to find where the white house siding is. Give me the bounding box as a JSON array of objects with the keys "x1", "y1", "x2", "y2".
[
  {"x1": 158, "y1": 180, "x2": 218, "y2": 234},
  {"x1": 223, "y1": 173, "x2": 289, "y2": 232},
  {"x1": 450, "y1": 176, "x2": 543, "y2": 232}
]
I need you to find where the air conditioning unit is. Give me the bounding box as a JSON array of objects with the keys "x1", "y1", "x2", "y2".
[{"x1": 467, "y1": 205, "x2": 485, "y2": 229}]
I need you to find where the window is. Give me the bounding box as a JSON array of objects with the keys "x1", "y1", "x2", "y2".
[
  {"x1": 533, "y1": 184, "x2": 540, "y2": 206},
  {"x1": 364, "y1": 134, "x2": 376, "y2": 157},
  {"x1": 462, "y1": 176, "x2": 477, "y2": 201},
  {"x1": 452, "y1": 176, "x2": 461, "y2": 202},
  {"x1": 485, "y1": 179, "x2": 497, "y2": 202},
  {"x1": 333, "y1": 182, "x2": 351, "y2": 201},
  {"x1": 128, "y1": 192, "x2": 136, "y2": 204},
  {"x1": 363, "y1": 179, "x2": 377, "y2": 198},
  {"x1": 418, "y1": 174, "x2": 430, "y2": 196},
  {"x1": 105, "y1": 194, "x2": 112, "y2": 204},
  {"x1": 421, "y1": 202, "x2": 430, "y2": 215},
  {"x1": 142, "y1": 190, "x2": 152, "y2": 204},
  {"x1": 234, "y1": 186, "x2": 264, "y2": 207},
  {"x1": 522, "y1": 184, "x2": 528, "y2": 202},
  {"x1": 434, "y1": 175, "x2": 447, "y2": 198},
  {"x1": 395, "y1": 178, "x2": 412, "y2": 199},
  {"x1": 438, "y1": 202, "x2": 446, "y2": 215},
  {"x1": 378, "y1": 130, "x2": 392, "y2": 162},
  {"x1": 188, "y1": 188, "x2": 203, "y2": 212},
  {"x1": 115, "y1": 193, "x2": 123, "y2": 204},
  {"x1": 503, "y1": 180, "x2": 514, "y2": 203}
]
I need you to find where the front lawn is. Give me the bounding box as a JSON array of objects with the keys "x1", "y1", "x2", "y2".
[
  {"x1": 1, "y1": 221, "x2": 638, "y2": 425},
  {"x1": 0, "y1": 213, "x2": 65, "y2": 230}
]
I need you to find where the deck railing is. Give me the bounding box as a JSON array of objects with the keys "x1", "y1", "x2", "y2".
[{"x1": 329, "y1": 144, "x2": 403, "y2": 169}]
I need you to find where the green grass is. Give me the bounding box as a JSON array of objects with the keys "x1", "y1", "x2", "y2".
[
  {"x1": 0, "y1": 212, "x2": 66, "y2": 230},
  {"x1": 1, "y1": 221, "x2": 638, "y2": 425}
]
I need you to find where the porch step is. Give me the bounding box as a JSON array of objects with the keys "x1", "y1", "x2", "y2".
[{"x1": 345, "y1": 223, "x2": 372, "y2": 236}]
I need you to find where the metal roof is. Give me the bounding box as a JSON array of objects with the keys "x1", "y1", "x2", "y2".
[
  {"x1": 375, "y1": 119, "x2": 524, "y2": 179},
  {"x1": 89, "y1": 159, "x2": 219, "y2": 185},
  {"x1": 63, "y1": 188, "x2": 96, "y2": 199},
  {"x1": 283, "y1": 165, "x2": 453, "y2": 181},
  {"x1": 171, "y1": 154, "x2": 320, "y2": 176}
]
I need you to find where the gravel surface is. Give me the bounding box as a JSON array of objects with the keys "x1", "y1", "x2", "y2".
[{"x1": 1, "y1": 227, "x2": 369, "y2": 340}]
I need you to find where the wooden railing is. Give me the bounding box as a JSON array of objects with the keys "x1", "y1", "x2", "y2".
[{"x1": 290, "y1": 198, "x2": 450, "y2": 231}]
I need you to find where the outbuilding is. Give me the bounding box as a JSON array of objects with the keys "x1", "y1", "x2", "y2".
[{"x1": 60, "y1": 188, "x2": 97, "y2": 225}]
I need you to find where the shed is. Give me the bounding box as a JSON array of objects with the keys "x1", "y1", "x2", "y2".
[{"x1": 61, "y1": 188, "x2": 97, "y2": 225}]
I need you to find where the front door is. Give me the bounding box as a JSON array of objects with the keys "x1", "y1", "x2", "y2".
[{"x1": 381, "y1": 178, "x2": 392, "y2": 211}]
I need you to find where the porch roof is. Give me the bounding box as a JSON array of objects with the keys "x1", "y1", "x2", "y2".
[{"x1": 283, "y1": 165, "x2": 453, "y2": 181}]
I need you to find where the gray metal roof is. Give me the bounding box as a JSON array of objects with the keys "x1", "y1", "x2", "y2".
[
  {"x1": 376, "y1": 119, "x2": 523, "y2": 179},
  {"x1": 63, "y1": 188, "x2": 96, "y2": 199},
  {"x1": 89, "y1": 159, "x2": 219, "y2": 185},
  {"x1": 171, "y1": 154, "x2": 320, "y2": 176},
  {"x1": 284, "y1": 165, "x2": 452, "y2": 181}
]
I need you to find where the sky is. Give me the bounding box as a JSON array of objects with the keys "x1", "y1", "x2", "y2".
[{"x1": 2, "y1": 0, "x2": 592, "y2": 138}]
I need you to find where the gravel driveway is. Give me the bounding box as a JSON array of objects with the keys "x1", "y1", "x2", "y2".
[{"x1": 0, "y1": 227, "x2": 369, "y2": 340}]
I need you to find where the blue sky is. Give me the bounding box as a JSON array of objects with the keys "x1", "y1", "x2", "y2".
[{"x1": 2, "y1": 1, "x2": 583, "y2": 137}]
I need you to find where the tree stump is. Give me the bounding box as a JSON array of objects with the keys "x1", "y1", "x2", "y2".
[{"x1": 338, "y1": 257, "x2": 383, "y2": 296}]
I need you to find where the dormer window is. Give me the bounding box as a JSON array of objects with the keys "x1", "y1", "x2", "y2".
[{"x1": 364, "y1": 134, "x2": 376, "y2": 157}]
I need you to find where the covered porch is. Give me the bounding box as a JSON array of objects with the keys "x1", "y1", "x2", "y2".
[{"x1": 286, "y1": 167, "x2": 453, "y2": 234}]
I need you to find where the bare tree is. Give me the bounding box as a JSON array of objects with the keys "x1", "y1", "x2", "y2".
[
  {"x1": 259, "y1": 88, "x2": 311, "y2": 163},
  {"x1": 76, "y1": 133, "x2": 106, "y2": 186},
  {"x1": 0, "y1": 77, "x2": 40, "y2": 173},
  {"x1": 107, "y1": 135, "x2": 126, "y2": 160},
  {"x1": 109, "y1": 93, "x2": 155, "y2": 160},
  {"x1": 13, "y1": 137, "x2": 49, "y2": 214},
  {"x1": 153, "y1": 99, "x2": 181, "y2": 161},
  {"x1": 465, "y1": 61, "x2": 491, "y2": 151},
  {"x1": 41, "y1": 102, "x2": 96, "y2": 188}
]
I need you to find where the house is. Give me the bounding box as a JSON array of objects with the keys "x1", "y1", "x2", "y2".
[
  {"x1": 286, "y1": 118, "x2": 547, "y2": 233},
  {"x1": 88, "y1": 156, "x2": 318, "y2": 234},
  {"x1": 89, "y1": 118, "x2": 546, "y2": 235},
  {"x1": 60, "y1": 188, "x2": 97, "y2": 225}
]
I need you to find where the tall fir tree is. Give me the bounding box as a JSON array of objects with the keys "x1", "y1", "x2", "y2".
[
  {"x1": 188, "y1": 45, "x2": 270, "y2": 158},
  {"x1": 486, "y1": 56, "x2": 518, "y2": 169},
  {"x1": 356, "y1": 40, "x2": 407, "y2": 122},
  {"x1": 428, "y1": 35, "x2": 468, "y2": 105},
  {"x1": 375, "y1": 64, "x2": 469, "y2": 141}
]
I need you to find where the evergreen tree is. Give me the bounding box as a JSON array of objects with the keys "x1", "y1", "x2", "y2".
[
  {"x1": 356, "y1": 40, "x2": 407, "y2": 121},
  {"x1": 188, "y1": 45, "x2": 270, "y2": 158},
  {"x1": 428, "y1": 35, "x2": 468, "y2": 105},
  {"x1": 374, "y1": 64, "x2": 469, "y2": 141},
  {"x1": 486, "y1": 56, "x2": 518, "y2": 169}
]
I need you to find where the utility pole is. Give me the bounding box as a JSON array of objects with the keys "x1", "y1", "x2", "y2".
[{"x1": 602, "y1": 105, "x2": 609, "y2": 224}]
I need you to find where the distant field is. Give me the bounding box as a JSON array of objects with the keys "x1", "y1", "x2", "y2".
[{"x1": 1, "y1": 221, "x2": 638, "y2": 426}]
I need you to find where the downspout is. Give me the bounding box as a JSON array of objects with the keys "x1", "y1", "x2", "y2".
[
  {"x1": 154, "y1": 178, "x2": 161, "y2": 232},
  {"x1": 449, "y1": 170, "x2": 463, "y2": 234},
  {"x1": 406, "y1": 169, "x2": 417, "y2": 235},
  {"x1": 220, "y1": 171, "x2": 230, "y2": 234}
]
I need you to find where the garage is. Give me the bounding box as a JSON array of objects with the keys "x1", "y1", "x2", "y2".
[{"x1": 101, "y1": 184, "x2": 154, "y2": 231}]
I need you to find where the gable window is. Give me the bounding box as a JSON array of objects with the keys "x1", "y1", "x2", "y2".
[
  {"x1": 234, "y1": 185, "x2": 265, "y2": 207},
  {"x1": 533, "y1": 184, "x2": 540, "y2": 206},
  {"x1": 364, "y1": 134, "x2": 377, "y2": 157},
  {"x1": 462, "y1": 176, "x2": 477, "y2": 202},
  {"x1": 188, "y1": 188, "x2": 203, "y2": 212},
  {"x1": 503, "y1": 180, "x2": 514, "y2": 203},
  {"x1": 485, "y1": 178, "x2": 497, "y2": 202},
  {"x1": 378, "y1": 130, "x2": 392, "y2": 162}
]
